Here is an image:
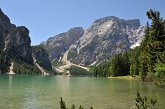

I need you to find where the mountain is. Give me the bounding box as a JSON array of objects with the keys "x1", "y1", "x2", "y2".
[
  {"x1": 41, "y1": 27, "x2": 84, "y2": 61},
  {"x1": 0, "y1": 9, "x2": 53, "y2": 74},
  {"x1": 43, "y1": 16, "x2": 145, "y2": 67}
]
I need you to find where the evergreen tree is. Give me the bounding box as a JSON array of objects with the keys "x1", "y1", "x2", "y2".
[
  {"x1": 146, "y1": 9, "x2": 165, "y2": 74},
  {"x1": 122, "y1": 52, "x2": 130, "y2": 75},
  {"x1": 79, "y1": 105, "x2": 83, "y2": 109},
  {"x1": 60, "y1": 97, "x2": 67, "y2": 109},
  {"x1": 140, "y1": 22, "x2": 150, "y2": 80},
  {"x1": 129, "y1": 47, "x2": 140, "y2": 76},
  {"x1": 140, "y1": 9, "x2": 165, "y2": 85},
  {"x1": 71, "y1": 104, "x2": 75, "y2": 109}
]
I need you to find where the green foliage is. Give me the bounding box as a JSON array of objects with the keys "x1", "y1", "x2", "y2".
[
  {"x1": 154, "y1": 63, "x2": 165, "y2": 88},
  {"x1": 13, "y1": 60, "x2": 41, "y2": 74},
  {"x1": 111, "y1": 52, "x2": 130, "y2": 76},
  {"x1": 135, "y1": 91, "x2": 158, "y2": 109},
  {"x1": 60, "y1": 97, "x2": 67, "y2": 109},
  {"x1": 79, "y1": 105, "x2": 83, "y2": 109},
  {"x1": 0, "y1": 52, "x2": 10, "y2": 73},
  {"x1": 94, "y1": 52, "x2": 130, "y2": 77},
  {"x1": 129, "y1": 47, "x2": 141, "y2": 76},
  {"x1": 94, "y1": 61, "x2": 111, "y2": 77},
  {"x1": 59, "y1": 98, "x2": 93, "y2": 109},
  {"x1": 66, "y1": 65, "x2": 92, "y2": 76},
  {"x1": 71, "y1": 104, "x2": 75, "y2": 109},
  {"x1": 59, "y1": 92, "x2": 159, "y2": 109},
  {"x1": 139, "y1": 9, "x2": 165, "y2": 85},
  {"x1": 0, "y1": 49, "x2": 46, "y2": 74}
]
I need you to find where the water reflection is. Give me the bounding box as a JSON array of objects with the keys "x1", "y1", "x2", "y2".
[
  {"x1": 22, "y1": 75, "x2": 40, "y2": 109},
  {"x1": 8, "y1": 75, "x2": 13, "y2": 90},
  {"x1": 0, "y1": 75, "x2": 164, "y2": 109},
  {"x1": 23, "y1": 87, "x2": 40, "y2": 109}
]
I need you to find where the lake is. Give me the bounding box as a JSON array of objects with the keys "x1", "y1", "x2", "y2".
[{"x1": 0, "y1": 75, "x2": 164, "y2": 109}]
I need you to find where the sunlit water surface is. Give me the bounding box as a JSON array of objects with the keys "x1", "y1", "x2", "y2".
[{"x1": 0, "y1": 75, "x2": 164, "y2": 109}]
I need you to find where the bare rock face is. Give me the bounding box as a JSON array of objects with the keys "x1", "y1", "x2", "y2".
[
  {"x1": 0, "y1": 9, "x2": 16, "y2": 51},
  {"x1": 5, "y1": 26, "x2": 33, "y2": 64},
  {"x1": 43, "y1": 27, "x2": 84, "y2": 61},
  {"x1": 32, "y1": 45, "x2": 52, "y2": 71},
  {"x1": 0, "y1": 8, "x2": 53, "y2": 73},
  {"x1": 44, "y1": 16, "x2": 145, "y2": 66},
  {"x1": 69, "y1": 16, "x2": 131, "y2": 65},
  {"x1": 128, "y1": 26, "x2": 145, "y2": 49},
  {"x1": 0, "y1": 9, "x2": 32, "y2": 65},
  {"x1": 69, "y1": 17, "x2": 145, "y2": 65}
]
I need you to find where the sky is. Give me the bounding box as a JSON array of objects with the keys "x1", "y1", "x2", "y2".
[{"x1": 0, "y1": 0, "x2": 165, "y2": 45}]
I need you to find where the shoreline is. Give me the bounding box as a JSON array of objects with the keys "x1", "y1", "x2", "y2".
[{"x1": 107, "y1": 75, "x2": 140, "y2": 80}]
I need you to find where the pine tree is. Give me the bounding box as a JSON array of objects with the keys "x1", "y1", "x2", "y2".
[
  {"x1": 71, "y1": 104, "x2": 75, "y2": 109},
  {"x1": 79, "y1": 105, "x2": 83, "y2": 109},
  {"x1": 122, "y1": 52, "x2": 130, "y2": 75},
  {"x1": 59, "y1": 97, "x2": 67, "y2": 109},
  {"x1": 140, "y1": 22, "x2": 150, "y2": 80},
  {"x1": 140, "y1": 9, "x2": 165, "y2": 84}
]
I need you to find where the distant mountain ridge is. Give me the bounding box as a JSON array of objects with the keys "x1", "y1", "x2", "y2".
[{"x1": 43, "y1": 16, "x2": 145, "y2": 66}]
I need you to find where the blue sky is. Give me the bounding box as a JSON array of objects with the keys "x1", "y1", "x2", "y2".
[{"x1": 0, "y1": 0, "x2": 164, "y2": 45}]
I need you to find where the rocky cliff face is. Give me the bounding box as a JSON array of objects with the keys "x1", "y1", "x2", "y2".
[
  {"x1": 0, "y1": 9, "x2": 16, "y2": 51},
  {"x1": 68, "y1": 17, "x2": 128, "y2": 65},
  {"x1": 44, "y1": 16, "x2": 145, "y2": 66},
  {"x1": 42, "y1": 27, "x2": 84, "y2": 61},
  {"x1": 5, "y1": 26, "x2": 33, "y2": 64},
  {"x1": 0, "y1": 9, "x2": 52, "y2": 73},
  {"x1": 68, "y1": 17, "x2": 145, "y2": 65},
  {"x1": 32, "y1": 45, "x2": 52, "y2": 71}
]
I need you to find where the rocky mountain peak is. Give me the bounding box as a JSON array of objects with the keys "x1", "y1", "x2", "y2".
[
  {"x1": 43, "y1": 16, "x2": 145, "y2": 66},
  {"x1": 0, "y1": 9, "x2": 16, "y2": 32},
  {"x1": 93, "y1": 16, "x2": 119, "y2": 23},
  {"x1": 78, "y1": 16, "x2": 141, "y2": 51},
  {"x1": 0, "y1": 8, "x2": 16, "y2": 50},
  {"x1": 0, "y1": 9, "x2": 10, "y2": 25},
  {"x1": 93, "y1": 16, "x2": 141, "y2": 29},
  {"x1": 67, "y1": 27, "x2": 84, "y2": 33},
  {"x1": 68, "y1": 17, "x2": 144, "y2": 65},
  {"x1": 126, "y1": 19, "x2": 141, "y2": 29}
]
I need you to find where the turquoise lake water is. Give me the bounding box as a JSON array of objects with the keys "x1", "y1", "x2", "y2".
[{"x1": 0, "y1": 75, "x2": 164, "y2": 109}]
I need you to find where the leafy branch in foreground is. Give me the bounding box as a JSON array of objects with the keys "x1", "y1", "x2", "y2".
[
  {"x1": 135, "y1": 91, "x2": 158, "y2": 109},
  {"x1": 60, "y1": 97, "x2": 67, "y2": 109}
]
